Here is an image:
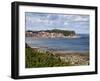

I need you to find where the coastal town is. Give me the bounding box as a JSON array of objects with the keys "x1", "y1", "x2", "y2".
[{"x1": 25, "y1": 29, "x2": 77, "y2": 39}]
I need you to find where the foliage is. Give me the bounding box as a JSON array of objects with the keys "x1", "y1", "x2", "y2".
[
  {"x1": 51, "y1": 29, "x2": 75, "y2": 36},
  {"x1": 25, "y1": 48, "x2": 71, "y2": 68}
]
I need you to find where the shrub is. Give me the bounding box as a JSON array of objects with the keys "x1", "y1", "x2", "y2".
[{"x1": 25, "y1": 48, "x2": 71, "y2": 68}]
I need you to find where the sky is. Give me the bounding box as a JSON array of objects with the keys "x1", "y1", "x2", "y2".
[{"x1": 25, "y1": 12, "x2": 90, "y2": 34}]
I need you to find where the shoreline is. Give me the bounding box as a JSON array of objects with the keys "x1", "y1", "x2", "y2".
[
  {"x1": 26, "y1": 43, "x2": 89, "y2": 66},
  {"x1": 52, "y1": 51, "x2": 89, "y2": 66},
  {"x1": 31, "y1": 47, "x2": 89, "y2": 66},
  {"x1": 26, "y1": 35, "x2": 80, "y2": 40},
  {"x1": 31, "y1": 46, "x2": 89, "y2": 54}
]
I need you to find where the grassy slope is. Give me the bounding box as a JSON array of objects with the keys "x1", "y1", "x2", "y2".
[{"x1": 25, "y1": 48, "x2": 71, "y2": 68}]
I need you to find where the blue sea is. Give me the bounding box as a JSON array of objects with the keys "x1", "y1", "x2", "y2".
[{"x1": 26, "y1": 34, "x2": 89, "y2": 52}]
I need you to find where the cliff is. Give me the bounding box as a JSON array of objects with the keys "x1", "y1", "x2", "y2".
[{"x1": 26, "y1": 29, "x2": 76, "y2": 38}]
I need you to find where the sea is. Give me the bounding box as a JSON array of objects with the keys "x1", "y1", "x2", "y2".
[{"x1": 25, "y1": 34, "x2": 89, "y2": 52}]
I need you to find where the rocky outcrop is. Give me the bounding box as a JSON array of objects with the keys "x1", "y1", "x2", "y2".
[{"x1": 26, "y1": 29, "x2": 76, "y2": 39}]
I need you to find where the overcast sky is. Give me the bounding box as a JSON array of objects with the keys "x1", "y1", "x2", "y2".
[{"x1": 25, "y1": 12, "x2": 89, "y2": 34}]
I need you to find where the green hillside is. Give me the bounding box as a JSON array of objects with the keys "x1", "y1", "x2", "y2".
[
  {"x1": 45, "y1": 29, "x2": 75, "y2": 36},
  {"x1": 25, "y1": 47, "x2": 71, "y2": 68}
]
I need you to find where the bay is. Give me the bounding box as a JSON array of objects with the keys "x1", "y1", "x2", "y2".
[{"x1": 25, "y1": 34, "x2": 89, "y2": 52}]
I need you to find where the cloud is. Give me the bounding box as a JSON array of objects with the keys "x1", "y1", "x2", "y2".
[
  {"x1": 25, "y1": 12, "x2": 89, "y2": 34},
  {"x1": 73, "y1": 15, "x2": 89, "y2": 22}
]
